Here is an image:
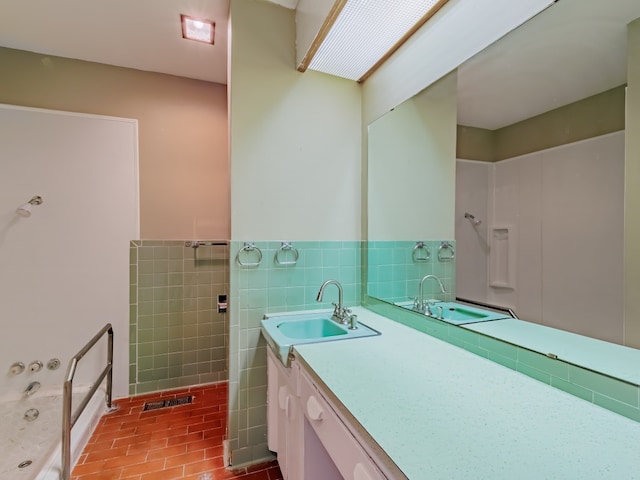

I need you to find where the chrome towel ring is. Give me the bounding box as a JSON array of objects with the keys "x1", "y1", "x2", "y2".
[
  {"x1": 438, "y1": 241, "x2": 455, "y2": 261},
  {"x1": 275, "y1": 242, "x2": 299, "y2": 266},
  {"x1": 412, "y1": 241, "x2": 430, "y2": 262},
  {"x1": 236, "y1": 242, "x2": 263, "y2": 267}
]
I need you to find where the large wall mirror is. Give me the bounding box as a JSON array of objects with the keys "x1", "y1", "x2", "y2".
[{"x1": 367, "y1": 0, "x2": 640, "y2": 384}]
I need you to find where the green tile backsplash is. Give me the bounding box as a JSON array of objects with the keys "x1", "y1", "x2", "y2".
[
  {"x1": 365, "y1": 299, "x2": 640, "y2": 423},
  {"x1": 130, "y1": 235, "x2": 639, "y2": 467},
  {"x1": 129, "y1": 240, "x2": 229, "y2": 395},
  {"x1": 367, "y1": 240, "x2": 456, "y2": 303},
  {"x1": 228, "y1": 240, "x2": 362, "y2": 465}
]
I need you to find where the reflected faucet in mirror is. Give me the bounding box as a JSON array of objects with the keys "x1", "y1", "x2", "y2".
[
  {"x1": 414, "y1": 275, "x2": 447, "y2": 314},
  {"x1": 316, "y1": 279, "x2": 351, "y2": 325}
]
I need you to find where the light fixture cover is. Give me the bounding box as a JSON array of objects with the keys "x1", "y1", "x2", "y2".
[
  {"x1": 181, "y1": 14, "x2": 215, "y2": 44},
  {"x1": 308, "y1": 0, "x2": 445, "y2": 81}
]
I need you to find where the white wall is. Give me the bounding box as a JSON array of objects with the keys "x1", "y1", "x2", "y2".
[
  {"x1": 456, "y1": 132, "x2": 624, "y2": 344},
  {"x1": 362, "y1": 0, "x2": 553, "y2": 124},
  {"x1": 624, "y1": 17, "x2": 640, "y2": 348},
  {"x1": 230, "y1": 0, "x2": 362, "y2": 241},
  {"x1": 369, "y1": 72, "x2": 457, "y2": 240},
  {"x1": 0, "y1": 105, "x2": 138, "y2": 399}
]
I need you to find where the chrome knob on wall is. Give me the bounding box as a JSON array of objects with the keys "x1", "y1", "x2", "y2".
[
  {"x1": 9, "y1": 362, "x2": 25, "y2": 375},
  {"x1": 24, "y1": 381, "x2": 41, "y2": 397},
  {"x1": 29, "y1": 360, "x2": 43, "y2": 373},
  {"x1": 47, "y1": 358, "x2": 61, "y2": 370}
]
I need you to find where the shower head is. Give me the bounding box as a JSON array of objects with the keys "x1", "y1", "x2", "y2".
[
  {"x1": 16, "y1": 196, "x2": 43, "y2": 217},
  {"x1": 464, "y1": 212, "x2": 482, "y2": 226}
]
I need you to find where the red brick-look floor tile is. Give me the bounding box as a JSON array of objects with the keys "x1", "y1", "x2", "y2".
[{"x1": 71, "y1": 382, "x2": 281, "y2": 480}]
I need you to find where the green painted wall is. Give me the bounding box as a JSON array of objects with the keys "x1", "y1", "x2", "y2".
[
  {"x1": 457, "y1": 85, "x2": 626, "y2": 161},
  {"x1": 456, "y1": 125, "x2": 495, "y2": 161}
]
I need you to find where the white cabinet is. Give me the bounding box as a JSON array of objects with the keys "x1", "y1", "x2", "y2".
[
  {"x1": 267, "y1": 349, "x2": 302, "y2": 479},
  {"x1": 267, "y1": 348, "x2": 387, "y2": 480}
]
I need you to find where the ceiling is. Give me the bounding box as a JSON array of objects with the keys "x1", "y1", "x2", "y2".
[
  {"x1": 457, "y1": 0, "x2": 640, "y2": 130},
  {"x1": 0, "y1": 0, "x2": 305, "y2": 85},
  {"x1": 0, "y1": 0, "x2": 232, "y2": 84},
  {"x1": 1, "y1": 0, "x2": 638, "y2": 129}
]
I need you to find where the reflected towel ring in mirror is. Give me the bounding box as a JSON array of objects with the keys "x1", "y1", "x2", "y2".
[
  {"x1": 412, "y1": 241, "x2": 430, "y2": 262},
  {"x1": 275, "y1": 242, "x2": 299, "y2": 266},
  {"x1": 438, "y1": 241, "x2": 455, "y2": 262},
  {"x1": 236, "y1": 242, "x2": 263, "y2": 267}
]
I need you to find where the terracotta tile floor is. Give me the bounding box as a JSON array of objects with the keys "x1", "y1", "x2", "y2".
[{"x1": 72, "y1": 382, "x2": 282, "y2": 480}]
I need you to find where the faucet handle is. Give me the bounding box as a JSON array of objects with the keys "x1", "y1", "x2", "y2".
[
  {"x1": 425, "y1": 302, "x2": 433, "y2": 316},
  {"x1": 348, "y1": 313, "x2": 358, "y2": 330}
]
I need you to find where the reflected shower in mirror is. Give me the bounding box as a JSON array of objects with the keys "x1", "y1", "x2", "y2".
[{"x1": 366, "y1": 0, "x2": 640, "y2": 384}]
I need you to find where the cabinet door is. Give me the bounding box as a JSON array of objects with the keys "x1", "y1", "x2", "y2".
[
  {"x1": 299, "y1": 370, "x2": 386, "y2": 480},
  {"x1": 267, "y1": 350, "x2": 279, "y2": 452},
  {"x1": 277, "y1": 383, "x2": 291, "y2": 479},
  {"x1": 267, "y1": 348, "x2": 302, "y2": 480}
]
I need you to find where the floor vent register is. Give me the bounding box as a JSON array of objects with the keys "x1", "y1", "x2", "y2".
[{"x1": 143, "y1": 395, "x2": 193, "y2": 411}]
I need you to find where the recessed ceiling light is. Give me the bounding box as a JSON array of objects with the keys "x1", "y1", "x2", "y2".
[{"x1": 181, "y1": 14, "x2": 215, "y2": 45}]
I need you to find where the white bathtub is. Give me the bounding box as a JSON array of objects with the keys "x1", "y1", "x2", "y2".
[{"x1": 0, "y1": 385, "x2": 107, "y2": 480}]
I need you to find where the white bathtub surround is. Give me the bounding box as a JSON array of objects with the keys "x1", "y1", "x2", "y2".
[
  {"x1": 0, "y1": 104, "x2": 139, "y2": 399},
  {"x1": 455, "y1": 131, "x2": 624, "y2": 344},
  {"x1": 1, "y1": 386, "x2": 106, "y2": 480}
]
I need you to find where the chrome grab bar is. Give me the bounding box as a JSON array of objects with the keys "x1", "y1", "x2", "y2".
[
  {"x1": 456, "y1": 297, "x2": 518, "y2": 319},
  {"x1": 62, "y1": 323, "x2": 114, "y2": 480}
]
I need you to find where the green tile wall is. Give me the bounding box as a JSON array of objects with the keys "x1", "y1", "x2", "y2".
[
  {"x1": 366, "y1": 299, "x2": 640, "y2": 423},
  {"x1": 129, "y1": 240, "x2": 229, "y2": 395},
  {"x1": 367, "y1": 240, "x2": 456, "y2": 303},
  {"x1": 228, "y1": 240, "x2": 361, "y2": 466}
]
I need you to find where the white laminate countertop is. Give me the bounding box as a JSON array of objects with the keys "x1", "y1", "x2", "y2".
[
  {"x1": 293, "y1": 307, "x2": 640, "y2": 480},
  {"x1": 462, "y1": 318, "x2": 640, "y2": 385}
]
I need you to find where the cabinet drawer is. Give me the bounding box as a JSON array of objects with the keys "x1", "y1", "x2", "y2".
[{"x1": 299, "y1": 370, "x2": 386, "y2": 480}]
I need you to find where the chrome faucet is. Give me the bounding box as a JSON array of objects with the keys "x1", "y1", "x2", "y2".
[
  {"x1": 417, "y1": 275, "x2": 447, "y2": 314},
  {"x1": 24, "y1": 381, "x2": 41, "y2": 397},
  {"x1": 316, "y1": 279, "x2": 350, "y2": 324}
]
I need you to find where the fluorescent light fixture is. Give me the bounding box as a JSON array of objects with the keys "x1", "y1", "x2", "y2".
[
  {"x1": 181, "y1": 14, "x2": 215, "y2": 44},
  {"x1": 307, "y1": 0, "x2": 448, "y2": 82}
]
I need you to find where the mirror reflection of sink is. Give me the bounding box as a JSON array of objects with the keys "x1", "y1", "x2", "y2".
[
  {"x1": 439, "y1": 305, "x2": 489, "y2": 321},
  {"x1": 395, "y1": 301, "x2": 510, "y2": 325},
  {"x1": 262, "y1": 311, "x2": 380, "y2": 365}
]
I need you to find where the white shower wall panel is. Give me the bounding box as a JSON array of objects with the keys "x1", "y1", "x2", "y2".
[
  {"x1": 455, "y1": 160, "x2": 490, "y2": 301},
  {"x1": 540, "y1": 132, "x2": 624, "y2": 344},
  {"x1": 456, "y1": 131, "x2": 624, "y2": 344},
  {"x1": 0, "y1": 105, "x2": 139, "y2": 398},
  {"x1": 489, "y1": 154, "x2": 543, "y2": 324}
]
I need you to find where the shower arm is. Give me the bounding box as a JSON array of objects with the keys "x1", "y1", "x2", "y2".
[{"x1": 464, "y1": 212, "x2": 482, "y2": 225}]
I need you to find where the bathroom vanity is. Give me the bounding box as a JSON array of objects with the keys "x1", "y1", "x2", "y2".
[
  {"x1": 265, "y1": 308, "x2": 640, "y2": 479},
  {"x1": 267, "y1": 348, "x2": 394, "y2": 479}
]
